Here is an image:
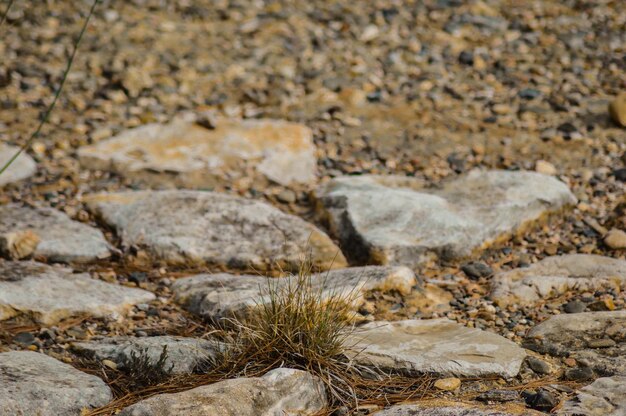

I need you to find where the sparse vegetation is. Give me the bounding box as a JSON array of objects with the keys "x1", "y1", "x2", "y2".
[{"x1": 119, "y1": 345, "x2": 175, "y2": 390}]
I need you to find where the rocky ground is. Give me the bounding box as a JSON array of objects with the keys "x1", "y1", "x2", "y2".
[{"x1": 0, "y1": 0, "x2": 625, "y2": 415}]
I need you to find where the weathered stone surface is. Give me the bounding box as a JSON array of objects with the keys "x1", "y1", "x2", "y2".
[
  {"x1": 118, "y1": 368, "x2": 327, "y2": 416},
  {"x1": 345, "y1": 319, "x2": 526, "y2": 378},
  {"x1": 83, "y1": 190, "x2": 346, "y2": 271},
  {"x1": 172, "y1": 266, "x2": 416, "y2": 320},
  {"x1": 0, "y1": 144, "x2": 36, "y2": 187},
  {"x1": 314, "y1": 170, "x2": 575, "y2": 267},
  {"x1": 559, "y1": 376, "x2": 626, "y2": 416},
  {"x1": 78, "y1": 118, "x2": 317, "y2": 187},
  {"x1": 372, "y1": 402, "x2": 542, "y2": 415},
  {"x1": 525, "y1": 311, "x2": 626, "y2": 376},
  {"x1": 0, "y1": 350, "x2": 112, "y2": 415},
  {"x1": 491, "y1": 254, "x2": 626, "y2": 307},
  {"x1": 0, "y1": 204, "x2": 111, "y2": 263},
  {"x1": 0, "y1": 261, "x2": 155, "y2": 324},
  {"x1": 73, "y1": 336, "x2": 222, "y2": 374}
]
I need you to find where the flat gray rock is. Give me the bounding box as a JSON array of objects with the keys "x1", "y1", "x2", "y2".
[
  {"x1": 0, "y1": 350, "x2": 112, "y2": 415},
  {"x1": 524, "y1": 311, "x2": 626, "y2": 376},
  {"x1": 492, "y1": 254, "x2": 626, "y2": 307},
  {"x1": 73, "y1": 336, "x2": 222, "y2": 374},
  {"x1": 373, "y1": 402, "x2": 541, "y2": 416},
  {"x1": 314, "y1": 170, "x2": 575, "y2": 267},
  {"x1": 345, "y1": 319, "x2": 526, "y2": 378},
  {"x1": 559, "y1": 376, "x2": 626, "y2": 416},
  {"x1": 0, "y1": 204, "x2": 111, "y2": 263},
  {"x1": 0, "y1": 144, "x2": 36, "y2": 187},
  {"x1": 172, "y1": 266, "x2": 417, "y2": 321},
  {"x1": 78, "y1": 118, "x2": 317, "y2": 187},
  {"x1": 118, "y1": 368, "x2": 326, "y2": 416},
  {"x1": 83, "y1": 190, "x2": 346, "y2": 271},
  {"x1": 0, "y1": 261, "x2": 155, "y2": 325}
]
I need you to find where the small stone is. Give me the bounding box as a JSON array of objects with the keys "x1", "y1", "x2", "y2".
[
  {"x1": 461, "y1": 262, "x2": 493, "y2": 279},
  {"x1": 477, "y1": 389, "x2": 519, "y2": 403},
  {"x1": 526, "y1": 356, "x2": 552, "y2": 375},
  {"x1": 524, "y1": 390, "x2": 558, "y2": 412},
  {"x1": 519, "y1": 89, "x2": 541, "y2": 100},
  {"x1": 0, "y1": 144, "x2": 36, "y2": 187},
  {"x1": 276, "y1": 189, "x2": 297, "y2": 204},
  {"x1": 564, "y1": 367, "x2": 594, "y2": 381},
  {"x1": 587, "y1": 339, "x2": 616, "y2": 349},
  {"x1": 564, "y1": 300, "x2": 587, "y2": 314},
  {"x1": 459, "y1": 50, "x2": 474, "y2": 65},
  {"x1": 604, "y1": 229, "x2": 626, "y2": 249},
  {"x1": 102, "y1": 359, "x2": 118, "y2": 370},
  {"x1": 12, "y1": 332, "x2": 35, "y2": 346},
  {"x1": 535, "y1": 160, "x2": 557, "y2": 175},
  {"x1": 608, "y1": 92, "x2": 626, "y2": 127},
  {"x1": 434, "y1": 377, "x2": 461, "y2": 391}
]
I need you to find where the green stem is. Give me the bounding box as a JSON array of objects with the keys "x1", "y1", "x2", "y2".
[{"x1": 0, "y1": 0, "x2": 99, "y2": 177}]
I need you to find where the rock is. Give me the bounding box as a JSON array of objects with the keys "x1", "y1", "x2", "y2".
[
  {"x1": 608, "y1": 92, "x2": 626, "y2": 127},
  {"x1": 604, "y1": 228, "x2": 626, "y2": 249},
  {"x1": 0, "y1": 350, "x2": 112, "y2": 415},
  {"x1": 535, "y1": 160, "x2": 557, "y2": 175},
  {"x1": 564, "y1": 367, "x2": 594, "y2": 381},
  {"x1": 523, "y1": 390, "x2": 558, "y2": 412},
  {"x1": 477, "y1": 390, "x2": 520, "y2": 403},
  {"x1": 118, "y1": 368, "x2": 326, "y2": 416},
  {"x1": 372, "y1": 402, "x2": 541, "y2": 415},
  {"x1": 0, "y1": 144, "x2": 36, "y2": 187},
  {"x1": 461, "y1": 262, "x2": 493, "y2": 279},
  {"x1": 491, "y1": 254, "x2": 626, "y2": 307},
  {"x1": 563, "y1": 300, "x2": 587, "y2": 314},
  {"x1": 314, "y1": 171, "x2": 575, "y2": 267},
  {"x1": 344, "y1": 319, "x2": 526, "y2": 378},
  {"x1": 613, "y1": 168, "x2": 626, "y2": 182},
  {"x1": 434, "y1": 377, "x2": 461, "y2": 391},
  {"x1": 172, "y1": 266, "x2": 416, "y2": 321},
  {"x1": 0, "y1": 261, "x2": 155, "y2": 324},
  {"x1": 559, "y1": 376, "x2": 626, "y2": 416},
  {"x1": 78, "y1": 118, "x2": 317, "y2": 188},
  {"x1": 84, "y1": 190, "x2": 346, "y2": 271},
  {"x1": 72, "y1": 336, "x2": 223, "y2": 375},
  {"x1": 524, "y1": 311, "x2": 626, "y2": 376},
  {"x1": 0, "y1": 204, "x2": 111, "y2": 263},
  {"x1": 526, "y1": 356, "x2": 552, "y2": 375}
]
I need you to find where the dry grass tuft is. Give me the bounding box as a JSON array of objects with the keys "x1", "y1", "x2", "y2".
[{"x1": 84, "y1": 256, "x2": 434, "y2": 415}]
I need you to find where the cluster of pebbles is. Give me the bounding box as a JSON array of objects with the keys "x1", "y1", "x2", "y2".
[{"x1": 0, "y1": 0, "x2": 625, "y2": 415}]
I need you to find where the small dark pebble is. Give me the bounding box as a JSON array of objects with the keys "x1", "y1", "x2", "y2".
[
  {"x1": 587, "y1": 338, "x2": 616, "y2": 348},
  {"x1": 128, "y1": 272, "x2": 148, "y2": 285},
  {"x1": 613, "y1": 169, "x2": 626, "y2": 182},
  {"x1": 527, "y1": 356, "x2": 551, "y2": 375},
  {"x1": 557, "y1": 122, "x2": 577, "y2": 134},
  {"x1": 523, "y1": 389, "x2": 558, "y2": 411},
  {"x1": 564, "y1": 367, "x2": 594, "y2": 382},
  {"x1": 12, "y1": 332, "x2": 36, "y2": 346},
  {"x1": 461, "y1": 262, "x2": 493, "y2": 279},
  {"x1": 563, "y1": 300, "x2": 586, "y2": 313},
  {"x1": 519, "y1": 88, "x2": 541, "y2": 100},
  {"x1": 477, "y1": 389, "x2": 519, "y2": 402},
  {"x1": 459, "y1": 50, "x2": 474, "y2": 65}
]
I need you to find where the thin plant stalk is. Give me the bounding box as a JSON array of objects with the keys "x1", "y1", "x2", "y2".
[
  {"x1": 1, "y1": 0, "x2": 15, "y2": 27},
  {"x1": 0, "y1": 0, "x2": 99, "y2": 177}
]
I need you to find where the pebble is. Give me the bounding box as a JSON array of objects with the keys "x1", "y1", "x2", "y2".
[
  {"x1": 564, "y1": 367, "x2": 594, "y2": 382},
  {"x1": 608, "y1": 92, "x2": 626, "y2": 127},
  {"x1": 434, "y1": 377, "x2": 461, "y2": 391},
  {"x1": 526, "y1": 356, "x2": 552, "y2": 375},
  {"x1": 604, "y1": 229, "x2": 626, "y2": 249},
  {"x1": 564, "y1": 300, "x2": 587, "y2": 314},
  {"x1": 523, "y1": 390, "x2": 558, "y2": 412},
  {"x1": 535, "y1": 160, "x2": 557, "y2": 175},
  {"x1": 461, "y1": 262, "x2": 494, "y2": 279}
]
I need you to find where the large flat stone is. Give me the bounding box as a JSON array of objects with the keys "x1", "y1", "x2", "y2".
[
  {"x1": 0, "y1": 261, "x2": 155, "y2": 325},
  {"x1": 0, "y1": 204, "x2": 111, "y2": 263},
  {"x1": 118, "y1": 368, "x2": 327, "y2": 416},
  {"x1": 314, "y1": 171, "x2": 575, "y2": 267},
  {"x1": 83, "y1": 190, "x2": 346, "y2": 271},
  {"x1": 559, "y1": 376, "x2": 626, "y2": 416},
  {"x1": 172, "y1": 266, "x2": 417, "y2": 321},
  {"x1": 0, "y1": 144, "x2": 36, "y2": 187},
  {"x1": 345, "y1": 319, "x2": 526, "y2": 378},
  {"x1": 492, "y1": 254, "x2": 626, "y2": 307},
  {"x1": 78, "y1": 118, "x2": 317, "y2": 187},
  {"x1": 373, "y1": 402, "x2": 542, "y2": 416},
  {"x1": 72, "y1": 336, "x2": 222, "y2": 375},
  {"x1": 0, "y1": 350, "x2": 112, "y2": 415},
  {"x1": 524, "y1": 311, "x2": 626, "y2": 376}
]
